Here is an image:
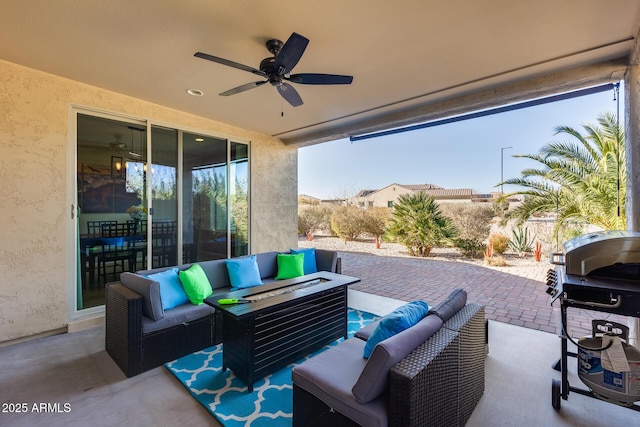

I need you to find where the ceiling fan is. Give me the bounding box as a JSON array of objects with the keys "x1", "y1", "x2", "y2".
[{"x1": 194, "y1": 32, "x2": 353, "y2": 107}]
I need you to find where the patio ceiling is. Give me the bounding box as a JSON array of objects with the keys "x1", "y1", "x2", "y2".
[{"x1": 2, "y1": 1, "x2": 639, "y2": 146}]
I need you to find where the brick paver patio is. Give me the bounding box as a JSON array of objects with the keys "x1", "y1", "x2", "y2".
[{"x1": 340, "y1": 251, "x2": 627, "y2": 338}]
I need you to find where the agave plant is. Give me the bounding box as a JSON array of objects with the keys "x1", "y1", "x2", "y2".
[{"x1": 508, "y1": 226, "x2": 534, "y2": 256}]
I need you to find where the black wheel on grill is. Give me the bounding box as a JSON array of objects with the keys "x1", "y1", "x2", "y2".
[{"x1": 552, "y1": 379, "x2": 561, "y2": 410}]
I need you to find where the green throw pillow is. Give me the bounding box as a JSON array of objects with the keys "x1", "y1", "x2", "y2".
[
  {"x1": 275, "y1": 253, "x2": 304, "y2": 280},
  {"x1": 178, "y1": 263, "x2": 213, "y2": 305}
]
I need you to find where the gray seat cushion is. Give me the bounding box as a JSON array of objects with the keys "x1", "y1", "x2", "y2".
[
  {"x1": 141, "y1": 302, "x2": 216, "y2": 334},
  {"x1": 292, "y1": 338, "x2": 388, "y2": 427},
  {"x1": 352, "y1": 314, "x2": 444, "y2": 404}
]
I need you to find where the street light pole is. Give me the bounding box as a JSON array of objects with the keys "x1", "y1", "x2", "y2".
[{"x1": 500, "y1": 146, "x2": 512, "y2": 194}]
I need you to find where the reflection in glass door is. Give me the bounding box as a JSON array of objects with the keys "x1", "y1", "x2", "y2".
[
  {"x1": 76, "y1": 114, "x2": 146, "y2": 310},
  {"x1": 230, "y1": 142, "x2": 249, "y2": 257},
  {"x1": 183, "y1": 133, "x2": 229, "y2": 261},
  {"x1": 150, "y1": 127, "x2": 178, "y2": 268},
  {"x1": 76, "y1": 115, "x2": 250, "y2": 312}
]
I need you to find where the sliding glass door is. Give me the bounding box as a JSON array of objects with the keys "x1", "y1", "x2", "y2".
[{"x1": 75, "y1": 111, "x2": 250, "y2": 312}]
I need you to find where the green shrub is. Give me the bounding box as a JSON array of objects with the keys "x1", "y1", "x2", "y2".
[
  {"x1": 331, "y1": 206, "x2": 366, "y2": 242},
  {"x1": 362, "y1": 207, "x2": 391, "y2": 239},
  {"x1": 454, "y1": 238, "x2": 486, "y2": 258},
  {"x1": 489, "y1": 233, "x2": 510, "y2": 254},
  {"x1": 440, "y1": 203, "x2": 494, "y2": 242},
  {"x1": 298, "y1": 205, "x2": 334, "y2": 235},
  {"x1": 387, "y1": 193, "x2": 457, "y2": 257}
]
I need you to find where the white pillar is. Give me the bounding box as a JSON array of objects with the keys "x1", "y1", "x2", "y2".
[{"x1": 624, "y1": 65, "x2": 640, "y2": 347}]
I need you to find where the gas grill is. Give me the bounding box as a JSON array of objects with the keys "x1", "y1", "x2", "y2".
[{"x1": 545, "y1": 230, "x2": 640, "y2": 411}]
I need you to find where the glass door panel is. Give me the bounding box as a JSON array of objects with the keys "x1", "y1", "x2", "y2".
[
  {"x1": 150, "y1": 126, "x2": 178, "y2": 268},
  {"x1": 183, "y1": 133, "x2": 228, "y2": 261},
  {"x1": 76, "y1": 114, "x2": 146, "y2": 310},
  {"x1": 230, "y1": 142, "x2": 249, "y2": 257}
]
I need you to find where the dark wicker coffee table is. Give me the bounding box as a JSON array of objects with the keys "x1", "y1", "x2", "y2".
[{"x1": 205, "y1": 272, "x2": 360, "y2": 392}]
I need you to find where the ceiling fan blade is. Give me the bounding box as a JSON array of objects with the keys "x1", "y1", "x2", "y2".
[
  {"x1": 288, "y1": 73, "x2": 353, "y2": 85},
  {"x1": 274, "y1": 32, "x2": 309, "y2": 75},
  {"x1": 194, "y1": 52, "x2": 266, "y2": 77},
  {"x1": 220, "y1": 80, "x2": 268, "y2": 96},
  {"x1": 276, "y1": 82, "x2": 303, "y2": 107}
]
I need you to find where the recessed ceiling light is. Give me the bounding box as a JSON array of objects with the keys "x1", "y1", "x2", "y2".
[
  {"x1": 187, "y1": 89, "x2": 204, "y2": 97},
  {"x1": 195, "y1": 138, "x2": 204, "y2": 142}
]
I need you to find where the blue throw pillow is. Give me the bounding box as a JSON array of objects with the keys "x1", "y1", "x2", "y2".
[
  {"x1": 290, "y1": 247, "x2": 318, "y2": 274},
  {"x1": 146, "y1": 268, "x2": 189, "y2": 311},
  {"x1": 363, "y1": 300, "x2": 430, "y2": 358},
  {"x1": 225, "y1": 255, "x2": 263, "y2": 290}
]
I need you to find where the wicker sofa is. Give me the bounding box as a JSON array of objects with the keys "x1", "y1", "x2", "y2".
[
  {"x1": 105, "y1": 249, "x2": 340, "y2": 377},
  {"x1": 291, "y1": 289, "x2": 487, "y2": 427}
]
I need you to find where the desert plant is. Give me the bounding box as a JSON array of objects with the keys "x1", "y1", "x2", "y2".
[
  {"x1": 485, "y1": 255, "x2": 508, "y2": 267},
  {"x1": 484, "y1": 241, "x2": 494, "y2": 258},
  {"x1": 534, "y1": 241, "x2": 543, "y2": 262},
  {"x1": 387, "y1": 193, "x2": 457, "y2": 257},
  {"x1": 489, "y1": 233, "x2": 510, "y2": 254},
  {"x1": 454, "y1": 238, "x2": 486, "y2": 258},
  {"x1": 440, "y1": 203, "x2": 494, "y2": 242},
  {"x1": 509, "y1": 226, "x2": 534, "y2": 256},
  {"x1": 298, "y1": 205, "x2": 334, "y2": 236},
  {"x1": 362, "y1": 207, "x2": 392, "y2": 245},
  {"x1": 499, "y1": 112, "x2": 625, "y2": 237},
  {"x1": 330, "y1": 206, "x2": 366, "y2": 242}
]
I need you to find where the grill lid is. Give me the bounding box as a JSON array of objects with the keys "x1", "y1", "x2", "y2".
[{"x1": 553, "y1": 230, "x2": 640, "y2": 276}]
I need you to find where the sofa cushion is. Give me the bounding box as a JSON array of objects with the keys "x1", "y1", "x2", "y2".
[
  {"x1": 141, "y1": 301, "x2": 216, "y2": 334},
  {"x1": 146, "y1": 267, "x2": 189, "y2": 311},
  {"x1": 178, "y1": 264, "x2": 214, "y2": 305},
  {"x1": 429, "y1": 288, "x2": 467, "y2": 323},
  {"x1": 352, "y1": 313, "x2": 443, "y2": 404},
  {"x1": 275, "y1": 253, "x2": 305, "y2": 280},
  {"x1": 290, "y1": 247, "x2": 318, "y2": 274},
  {"x1": 292, "y1": 338, "x2": 388, "y2": 427},
  {"x1": 225, "y1": 254, "x2": 264, "y2": 289},
  {"x1": 315, "y1": 249, "x2": 338, "y2": 273},
  {"x1": 120, "y1": 272, "x2": 164, "y2": 321},
  {"x1": 254, "y1": 251, "x2": 279, "y2": 279},
  {"x1": 197, "y1": 259, "x2": 232, "y2": 290},
  {"x1": 363, "y1": 300, "x2": 430, "y2": 358}
]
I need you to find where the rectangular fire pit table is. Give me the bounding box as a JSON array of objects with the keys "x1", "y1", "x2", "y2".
[{"x1": 205, "y1": 271, "x2": 360, "y2": 392}]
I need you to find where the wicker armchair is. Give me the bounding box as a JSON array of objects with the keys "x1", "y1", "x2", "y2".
[{"x1": 292, "y1": 304, "x2": 486, "y2": 427}]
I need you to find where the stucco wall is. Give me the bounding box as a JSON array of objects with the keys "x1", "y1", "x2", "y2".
[{"x1": 0, "y1": 60, "x2": 297, "y2": 343}]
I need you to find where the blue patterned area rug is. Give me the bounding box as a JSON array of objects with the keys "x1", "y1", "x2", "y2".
[{"x1": 165, "y1": 308, "x2": 378, "y2": 427}]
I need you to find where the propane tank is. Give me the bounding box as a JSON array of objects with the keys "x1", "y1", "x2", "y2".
[{"x1": 578, "y1": 320, "x2": 640, "y2": 406}]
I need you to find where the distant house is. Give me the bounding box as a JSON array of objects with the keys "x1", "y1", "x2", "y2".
[{"x1": 347, "y1": 183, "x2": 503, "y2": 208}]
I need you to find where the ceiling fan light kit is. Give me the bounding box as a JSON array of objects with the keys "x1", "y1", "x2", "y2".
[{"x1": 195, "y1": 32, "x2": 353, "y2": 107}]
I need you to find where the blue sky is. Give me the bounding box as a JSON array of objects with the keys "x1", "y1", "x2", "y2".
[{"x1": 298, "y1": 85, "x2": 623, "y2": 199}]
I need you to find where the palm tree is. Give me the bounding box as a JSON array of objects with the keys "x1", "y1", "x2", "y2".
[
  {"x1": 500, "y1": 112, "x2": 625, "y2": 236},
  {"x1": 386, "y1": 192, "x2": 457, "y2": 257}
]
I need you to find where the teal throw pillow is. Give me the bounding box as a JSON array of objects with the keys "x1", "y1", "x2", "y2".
[
  {"x1": 290, "y1": 247, "x2": 318, "y2": 274},
  {"x1": 146, "y1": 267, "x2": 189, "y2": 310},
  {"x1": 225, "y1": 255, "x2": 263, "y2": 290},
  {"x1": 275, "y1": 253, "x2": 305, "y2": 280},
  {"x1": 363, "y1": 300, "x2": 430, "y2": 358},
  {"x1": 178, "y1": 263, "x2": 214, "y2": 305}
]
